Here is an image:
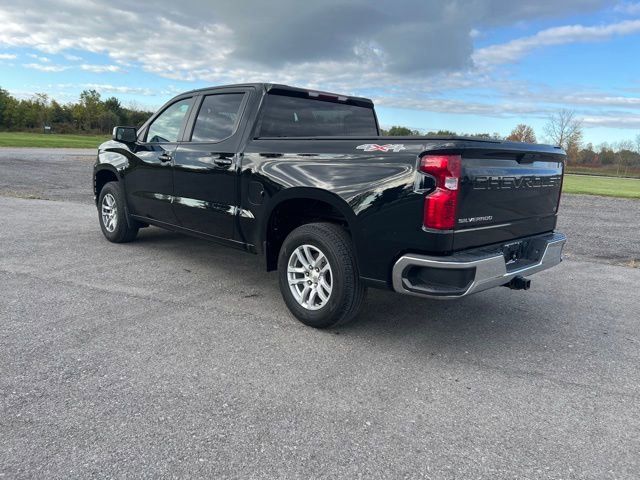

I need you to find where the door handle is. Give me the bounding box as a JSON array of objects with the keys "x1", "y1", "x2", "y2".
[
  {"x1": 158, "y1": 153, "x2": 172, "y2": 163},
  {"x1": 212, "y1": 154, "x2": 233, "y2": 168}
]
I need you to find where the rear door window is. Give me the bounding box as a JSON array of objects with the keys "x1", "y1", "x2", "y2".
[
  {"x1": 258, "y1": 94, "x2": 378, "y2": 137},
  {"x1": 190, "y1": 93, "x2": 245, "y2": 143}
]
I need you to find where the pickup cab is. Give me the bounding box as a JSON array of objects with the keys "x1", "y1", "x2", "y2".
[{"x1": 94, "y1": 83, "x2": 566, "y2": 328}]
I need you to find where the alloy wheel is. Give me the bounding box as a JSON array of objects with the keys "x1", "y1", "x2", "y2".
[
  {"x1": 287, "y1": 244, "x2": 333, "y2": 310},
  {"x1": 101, "y1": 193, "x2": 118, "y2": 233}
]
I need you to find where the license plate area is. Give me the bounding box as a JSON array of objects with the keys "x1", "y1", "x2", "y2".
[{"x1": 503, "y1": 238, "x2": 545, "y2": 272}]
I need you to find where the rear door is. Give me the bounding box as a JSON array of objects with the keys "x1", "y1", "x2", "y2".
[{"x1": 172, "y1": 88, "x2": 250, "y2": 239}]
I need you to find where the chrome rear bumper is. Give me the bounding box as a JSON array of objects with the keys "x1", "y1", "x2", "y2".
[{"x1": 392, "y1": 232, "x2": 566, "y2": 299}]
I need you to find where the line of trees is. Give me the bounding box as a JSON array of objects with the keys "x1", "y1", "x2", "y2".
[
  {"x1": 2, "y1": 88, "x2": 639, "y2": 174},
  {"x1": 381, "y1": 125, "x2": 502, "y2": 140},
  {"x1": 383, "y1": 110, "x2": 640, "y2": 175},
  {"x1": 0, "y1": 87, "x2": 153, "y2": 134},
  {"x1": 573, "y1": 140, "x2": 640, "y2": 175}
]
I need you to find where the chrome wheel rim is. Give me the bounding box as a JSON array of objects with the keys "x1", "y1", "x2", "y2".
[
  {"x1": 288, "y1": 244, "x2": 333, "y2": 310},
  {"x1": 101, "y1": 193, "x2": 118, "y2": 233}
]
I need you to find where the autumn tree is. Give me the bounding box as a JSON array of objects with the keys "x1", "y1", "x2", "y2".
[
  {"x1": 578, "y1": 143, "x2": 596, "y2": 165},
  {"x1": 507, "y1": 124, "x2": 536, "y2": 143},
  {"x1": 614, "y1": 140, "x2": 636, "y2": 176},
  {"x1": 544, "y1": 110, "x2": 583, "y2": 163}
]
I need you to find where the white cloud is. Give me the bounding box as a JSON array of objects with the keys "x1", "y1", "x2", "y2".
[
  {"x1": 46, "y1": 82, "x2": 181, "y2": 99},
  {"x1": 0, "y1": 1, "x2": 234, "y2": 81},
  {"x1": 373, "y1": 85, "x2": 640, "y2": 130},
  {"x1": 0, "y1": 0, "x2": 611, "y2": 82},
  {"x1": 22, "y1": 62, "x2": 68, "y2": 72},
  {"x1": 82, "y1": 83, "x2": 153, "y2": 95},
  {"x1": 581, "y1": 113, "x2": 640, "y2": 128},
  {"x1": 0, "y1": 53, "x2": 16, "y2": 59},
  {"x1": 374, "y1": 96, "x2": 546, "y2": 118},
  {"x1": 474, "y1": 19, "x2": 640, "y2": 67},
  {"x1": 558, "y1": 94, "x2": 640, "y2": 107},
  {"x1": 614, "y1": 2, "x2": 640, "y2": 15},
  {"x1": 3, "y1": 0, "x2": 640, "y2": 134},
  {"x1": 27, "y1": 53, "x2": 50, "y2": 62},
  {"x1": 21, "y1": 61, "x2": 121, "y2": 73},
  {"x1": 80, "y1": 64, "x2": 121, "y2": 73}
]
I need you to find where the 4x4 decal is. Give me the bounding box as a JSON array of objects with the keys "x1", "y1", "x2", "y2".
[{"x1": 356, "y1": 144, "x2": 406, "y2": 153}]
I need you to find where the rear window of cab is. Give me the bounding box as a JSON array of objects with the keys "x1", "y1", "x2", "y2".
[{"x1": 257, "y1": 94, "x2": 378, "y2": 137}]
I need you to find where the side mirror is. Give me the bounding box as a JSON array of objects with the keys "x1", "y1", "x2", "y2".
[{"x1": 113, "y1": 126, "x2": 138, "y2": 143}]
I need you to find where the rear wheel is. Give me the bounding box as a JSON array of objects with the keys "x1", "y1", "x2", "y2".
[
  {"x1": 98, "y1": 181, "x2": 138, "y2": 243},
  {"x1": 278, "y1": 222, "x2": 366, "y2": 328}
]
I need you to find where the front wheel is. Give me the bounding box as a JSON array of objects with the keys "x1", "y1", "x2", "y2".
[
  {"x1": 98, "y1": 181, "x2": 138, "y2": 243},
  {"x1": 277, "y1": 222, "x2": 366, "y2": 328}
]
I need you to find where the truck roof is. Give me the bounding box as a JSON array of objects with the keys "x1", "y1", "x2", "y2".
[{"x1": 184, "y1": 83, "x2": 374, "y2": 108}]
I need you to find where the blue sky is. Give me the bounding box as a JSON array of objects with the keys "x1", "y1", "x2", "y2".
[{"x1": 1, "y1": 0, "x2": 639, "y2": 145}]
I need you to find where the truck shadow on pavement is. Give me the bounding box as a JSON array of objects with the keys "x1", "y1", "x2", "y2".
[{"x1": 130, "y1": 227, "x2": 557, "y2": 351}]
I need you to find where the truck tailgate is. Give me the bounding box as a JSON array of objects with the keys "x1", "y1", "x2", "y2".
[{"x1": 453, "y1": 150, "x2": 564, "y2": 250}]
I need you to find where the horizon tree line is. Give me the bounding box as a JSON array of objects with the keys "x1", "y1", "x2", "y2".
[
  {"x1": 0, "y1": 87, "x2": 153, "y2": 134},
  {"x1": 1, "y1": 88, "x2": 638, "y2": 174},
  {"x1": 381, "y1": 110, "x2": 640, "y2": 175}
]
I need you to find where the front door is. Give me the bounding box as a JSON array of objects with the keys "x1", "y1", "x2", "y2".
[
  {"x1": 125, "y1": 97, "x2": 193, "y2": 224},
  {"x1": 172, "y1": 91, "x2": 248, "y2": 239}
]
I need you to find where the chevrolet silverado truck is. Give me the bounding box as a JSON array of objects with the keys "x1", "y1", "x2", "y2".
[{"x1": 94, "y1": 83, "x2": 566, "y2": 328}]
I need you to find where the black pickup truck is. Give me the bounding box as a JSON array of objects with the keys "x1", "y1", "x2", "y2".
[{"x1": 94, "y1": 83, "x2": 566, "y2": 328}]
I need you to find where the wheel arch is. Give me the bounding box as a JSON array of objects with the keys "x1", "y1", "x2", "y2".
[
  {"x1": 94, "y1": 165, "x2": 121, "y2": 206},
  {"x1": 261, "y1": 187, "x2": 360, "y2": 271}
]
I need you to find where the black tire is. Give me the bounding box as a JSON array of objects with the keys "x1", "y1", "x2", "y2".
[
  {"x1": 98, "y1": 181, "x2": 139, "y2": 243},
  {"x1": 277, "y1": 222, "x2": 366, "y2": 328}
]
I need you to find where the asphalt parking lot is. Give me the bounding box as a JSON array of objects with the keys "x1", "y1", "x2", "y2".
[{"x1": 1, "y1": 148, "x2": 639, "y2": 479}]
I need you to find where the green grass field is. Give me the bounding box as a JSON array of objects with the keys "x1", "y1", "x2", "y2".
[
  {"x1": 563, "y1": 174, "x2": 640, "y2": 199},
  {"x1": 566, "y1": 165, "x2": 640, "y2": 179},
  {"x1": 0, "y1": 132, "x2": 109, "y2": 148}
]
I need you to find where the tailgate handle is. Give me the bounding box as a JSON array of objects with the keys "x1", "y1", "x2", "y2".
[{"x1": 517, "y1": 153, "x2": 539, "y2": 164}]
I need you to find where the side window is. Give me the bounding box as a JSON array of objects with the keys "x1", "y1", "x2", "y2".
[
  {"x1": 146, "y1": 98, "x2": 192, "y2": 143},
  {"x1": 190, "y1": 93, "x2": 245, "y2": 143}
]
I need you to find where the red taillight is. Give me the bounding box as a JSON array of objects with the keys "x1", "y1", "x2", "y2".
[{"x1": 419, "y1": 154, "x2": 461, "y2": 230}]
